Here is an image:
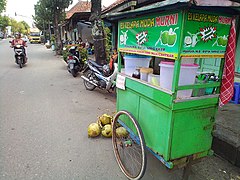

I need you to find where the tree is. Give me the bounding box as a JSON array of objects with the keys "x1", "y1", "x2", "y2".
[
  {"x1": 9, "y1": 18, "x2": 18, "y2": 34},
  {"x1": 0, "y1": 0, "x2": 6, "y2": 13},
  {"x1": 90, "y1": 0, "x2": 107, "y2": 65},
  {"x1": 16, "y1": 21, "x2": 30, "y2": 34},
  {"x1": 0, "y1": 15, "x2": 10, "y2": 33},
  {"x1": 34, "y1": 0, "x2": 73, "y2": 55},
  {"x1": 34, "y1": 0, "x2": 52, "y2": 31}
]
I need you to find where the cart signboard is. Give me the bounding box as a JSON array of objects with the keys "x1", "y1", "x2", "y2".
[
  {"x1": 118, "y1": 10, "x2": 232, "y2": 60},
  {"x1": 118, "y1": 11, "x2": 183, "y2": 60},
  {"x1": 181, "y1": 10, "x2": 232, "y2": 58}
]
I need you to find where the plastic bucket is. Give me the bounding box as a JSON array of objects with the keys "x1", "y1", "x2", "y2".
[
  {"x1": 123, "y1": 55, "x2": 151, "y2": 76},
  {"x1": 148, "y1": 74, "x2": 160, "y2": 86},
  {"x1": 159, "y1": 61, "x2": 199, "y2": 98}
]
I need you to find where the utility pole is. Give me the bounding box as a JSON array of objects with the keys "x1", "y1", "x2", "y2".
[{"x1": 90, "y1": 0, "x2": 107, "y2": 65}]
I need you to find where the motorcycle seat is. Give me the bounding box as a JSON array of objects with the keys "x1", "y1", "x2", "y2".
[{"x1": 89, "y1": 60, "x2": 103, "y2": 69}]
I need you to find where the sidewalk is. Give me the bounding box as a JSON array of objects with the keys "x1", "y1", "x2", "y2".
[
  {"x1": 211, "y1": 75, "x2": 240, "y2": 168},
  {"x1": 213, "y1": 102, "x2": 240, "y2": 168}
]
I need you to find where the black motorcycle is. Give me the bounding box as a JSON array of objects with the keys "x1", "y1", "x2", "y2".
[
  {"x1": 65, "y1": 46, "x2": 84, "y2": 77},
  {"x1": 10, "y1": 43, "x2": 27, "y2": 68}
]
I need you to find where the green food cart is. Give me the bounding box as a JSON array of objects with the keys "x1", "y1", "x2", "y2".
[{"x1": 106, "y1": 1, "x2": 238, "y2": 179}]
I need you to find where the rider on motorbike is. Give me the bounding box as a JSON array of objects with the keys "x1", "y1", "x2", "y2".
[{"x1": 10, "y1": 32, "x2": 28, "y2": 63}]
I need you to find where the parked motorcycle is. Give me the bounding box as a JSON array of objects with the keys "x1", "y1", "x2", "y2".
[
  {"x1": 65, "y1": 46, "x2": 84, "y2": 77},
  {"x1": 10, "y1": 43, "x2": 27, "y2": 68},
  {"x1": 81, "y1": 60, "x2": 118, "y2": 92}
]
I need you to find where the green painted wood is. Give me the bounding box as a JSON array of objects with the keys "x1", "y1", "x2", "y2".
[
  {"x1": 115, "y1": 9, "x2": 230, "y2": 165},
  {"x1": 138, "y1": 98, "x2": 172, "y2": 160},
  {"x1": 170, "y1": 107, "x2": 217, "y2": 159},
  {"x1": 117, "y1": 78, "x2": 219, "y2": 161},
  {"x1": 117, "y1": 87, "x2": 172, "y2": 160},
  {"x1": 172, "y1": 96, "x2": 219, "y2": 110},
  {"x1": 236, "y1": 29, "x2": 240, "y2": 73},
  {"x1": 171, "y1": 11, "x2": 186, "y2": 99},
  {"x1": 117, "y1": 51, "x2": 121, "y2": 72},
  {"x1": 172, "y1": 60, "x2": 182, "y2": 100},
  {"x1": 125, "y1": 77, "x2": 173, "y2": 108},
  {"x1": 178, "y1": 82, "x2": 220, "y2": 90},
  {"x1": 216, "y1": 58, "x2": 225, "y2": 94}
]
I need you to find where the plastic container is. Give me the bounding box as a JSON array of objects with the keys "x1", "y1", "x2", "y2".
[
  {"x1": 148, "y1": 74, "x2": 160, "y2": 86},
  {"x1": 140, "y1": 68, "x2": 153, "y2": 81},
  {"x1": 123, "y1": 55, "x2": 151, "y2": 76},
  {"x1": 159, "y1": 61, "x2": 199, "y2": 98}
]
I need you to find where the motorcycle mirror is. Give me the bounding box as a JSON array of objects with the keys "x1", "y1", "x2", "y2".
[{"x1": 9, "y1": 40, "x2": 12, "y2": 43}]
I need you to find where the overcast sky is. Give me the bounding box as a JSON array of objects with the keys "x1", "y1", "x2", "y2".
[{"x1": 4, "y1": 0, "x2": 115, "y2": 27}]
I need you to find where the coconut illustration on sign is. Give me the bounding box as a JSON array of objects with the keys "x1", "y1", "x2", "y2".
[
  {"x1": 184, "y1": 32, "x2": 200, "y2": 48},
  {"x1": 155, "y1": 27, "x2": 179, "y2": 47},
  {"x1": 120, "y1": 30, "x2": 129, "y2": 45},
  {"x1": 212, "y1": 35, "x2": 228, "y2": 47}
]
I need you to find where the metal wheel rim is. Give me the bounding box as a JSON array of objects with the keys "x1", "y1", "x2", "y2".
[
  {"x1": 112, "y1": 110, "x2": 146, "y2": 180},
  {"x1": 84, "y1": 71, "x2": 96, "y2": 89}
]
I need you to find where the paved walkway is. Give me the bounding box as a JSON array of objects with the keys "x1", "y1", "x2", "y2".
[{"x1": 213, "y1": 88, "x2": 240, "y2": 168}]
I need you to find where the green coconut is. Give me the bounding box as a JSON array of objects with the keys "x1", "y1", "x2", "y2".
[
  {"x1": 88, "y1": 123, "x2": 101, "y2": 137},
  {"x1": 116, "y1": 127, "x2": 128, "y2": 138},
  {"x1": 101, "y1": 124, "x2": 112, "y2": 138},
  {"x1": 99, "y1": 114, "x2": 112, "y2": 126},
  {"x1": 161, "y1": 31, "x2": 169, "y2": 45}
]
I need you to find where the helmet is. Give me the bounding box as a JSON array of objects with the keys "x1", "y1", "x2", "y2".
[
  {"x1": 102, "y1": 64, "x2": 111, "y2": 77},
  {"x1": 15, "y1": 32, "x2": 21, "y2": 38}
]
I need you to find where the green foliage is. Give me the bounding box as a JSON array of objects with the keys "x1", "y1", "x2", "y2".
[
  {"x1": 50, "y1": 34, "x2": 55, "y2": 44},
  {"x1": 9, "y1": 19, "x2": 18, "y2": 34},
  {"x1": 9, "y1": 19, "x2": 29, "y2": 35},
  {"x1": 62, "y1": 50, "x2": 70, "y2": 61},
  {"x1": 104, "y1": 27, "x2": 112, "y2": 62},
  {"x1": 34, "y1": 0, "x2": 73, "y2": 54},
  {"x1": 0, "y1": 0, "x2": 6, "y2": 13},
  {"x1": 0, "y1": 15, "x2": 29, "y2": 35},
  {"x1": 34, "y1": 0, "x2": 53, "y2": 30},
  {"x1": 78, "y1": 47, "x2": 88, "y2": 62},
  {"x1": 62, "y1": 44, "x2": 88, "y2": 62},
  {"x1": 0, "y1": 15, "x2": 10, "y2": 32},
  {"x1": 19, "y1": 21, "x2": 30, "y2": 33},
  {"x1": 34, "y1": 0, "x2": 73, "y2": 31}
]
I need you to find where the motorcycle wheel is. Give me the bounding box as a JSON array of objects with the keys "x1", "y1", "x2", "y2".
[
  {"x1": 79, "y1": 63, "x2": 85, "y2": 72},
  {"x1": 71, "y1": 69, "x2": 78, "y2": 77},
  {"x1": 18, "y1": 59, "x2": 23, "y2": 68},
  {"x1": 83, "y1": 70, "x2": 96, "y2": 91}
]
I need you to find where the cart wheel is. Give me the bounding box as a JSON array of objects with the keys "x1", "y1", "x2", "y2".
[{"x1": 112, "y1": 110, "x2": 146, "y2": 180}]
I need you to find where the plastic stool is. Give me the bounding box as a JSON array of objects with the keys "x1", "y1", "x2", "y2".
[{"x1": 230, "y1": 82, "x2": 240, "y2": 104}]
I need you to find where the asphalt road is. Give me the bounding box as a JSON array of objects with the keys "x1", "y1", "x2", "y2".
[{"x1": 0, "y1": 39, "x2": 239, "y2": 180}]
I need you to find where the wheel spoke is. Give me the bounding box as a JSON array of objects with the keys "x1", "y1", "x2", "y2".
[{"x1": 112, "y1": 110, "x2": 146, "y2": 180}]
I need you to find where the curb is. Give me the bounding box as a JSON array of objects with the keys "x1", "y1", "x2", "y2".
[{"x1": 212, "y1": 136, "x2": 240, "y2": 168}]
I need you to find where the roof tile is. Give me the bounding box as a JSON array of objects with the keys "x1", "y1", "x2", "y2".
[
  {"x1": 103, "y1": 0, "x2": 127, "y2": 13},
  {"x1": 66, "y1": 0, "x2": 91, "y2": 19}
]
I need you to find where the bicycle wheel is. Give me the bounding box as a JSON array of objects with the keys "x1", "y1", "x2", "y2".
[{"x1": 112, "y1": 110, "x2": 146, "y2": 180}]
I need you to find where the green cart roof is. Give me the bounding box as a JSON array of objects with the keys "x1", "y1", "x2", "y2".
[{"x1": 104, "y1": 0, "x2": 240, "y2": 20}]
